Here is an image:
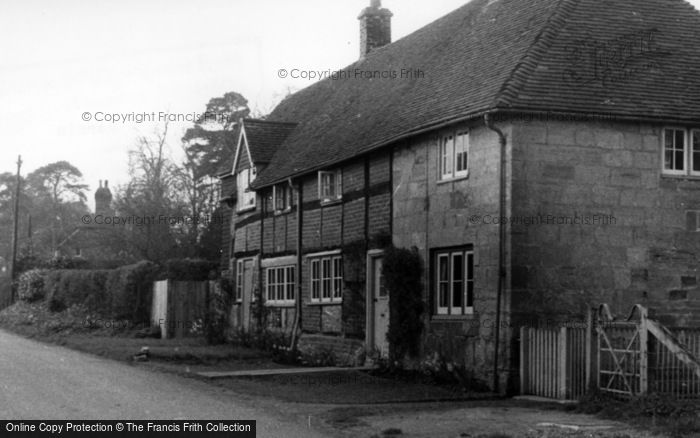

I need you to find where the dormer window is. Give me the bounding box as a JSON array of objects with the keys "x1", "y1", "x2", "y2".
[
  {"x1": 273, "y1": 183, "x2": 293, "y2": 213},
  {"x1": 318, "y1": 170, "x2": 342, "y2": 203},
  {"x1": 237, "y1": 167, "x2": 256, "y2": 211}
]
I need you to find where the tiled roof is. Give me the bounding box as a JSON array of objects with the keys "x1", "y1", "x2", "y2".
[
  {"x1": 242, "y1": 119, "x2": 297, "y2": 164},
  {"x1": 252, "y1": 0, "x2": 700, "y2": 188}
]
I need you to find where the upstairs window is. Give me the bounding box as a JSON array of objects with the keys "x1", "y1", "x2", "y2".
[
  {"x1": 663, "y1": 128, "x2": 687, "y2": 175},
  {"x1": 439, "y1": 130, "x2": 469, "y2": 180},
  {"x1": 318, "y1": 170, "x2": 342, "y2": 203},
  {"x1": 273, "y1": 183, "x2": 293, "y2": 213},
  {"x1": 237, "y1": 167, "x2": 256, "y2": 211}
]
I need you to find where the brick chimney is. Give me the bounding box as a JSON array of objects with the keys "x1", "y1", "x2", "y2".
[
  {"x1": 358, "y1": 0, "x2": 392, "y2": 58},
  {"x1": 95, "y1": 180, "x2": 113, "y2": 217}
]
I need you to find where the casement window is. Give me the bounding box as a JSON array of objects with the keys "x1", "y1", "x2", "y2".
[
  {"x1": 439, "y1": 130, "x2": 469, "y2": 180},
  {"x1": 435, "y1": 247, "x2": 474, "y2": 315},
  {"x1": 318, "y1": 170, "x2": 342, "y2": 203},
  {"x1": 265, "y1": 265, "x2": 295, "y2": 304},
  {"x1": 310, "y1": 255, "x2": 343, "y2": 303},
  {"x1": 235, "y1": 260, "x2": 243, "y2": 302},
  {"x1": 237, "y1": 167, "x2": 257, "y2": 211},
  {"x1": 661, "y1": 128, "x2": 700, "y2": 176},
  {"x1": 273, "y1": 183, "x2": 293, "y2": 212}
]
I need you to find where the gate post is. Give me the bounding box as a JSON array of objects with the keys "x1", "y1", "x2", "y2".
[
  {"x1": 639, "y1": 310, "x2": 648, "y2": 394},
  {"x1": 520, "y1": 326, "x2": 529, "y2": 394},
  {"x1": 559, "y1": 326, "x2": 568, "y2": 399},
  {"x1": 585, "y1": 308, "x2": 592, "y2": 390}
]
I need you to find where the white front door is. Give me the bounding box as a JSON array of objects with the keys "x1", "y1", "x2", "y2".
[{"x1": 369, "y1": 253, "x2": 389, "y2": 357}]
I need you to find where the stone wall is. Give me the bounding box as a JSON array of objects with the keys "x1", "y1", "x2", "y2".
[
  {"x1": 392, "y1": 121, "x2": 512, "y2": 388},
  {"x1": 510, "y1": 119, "x2": 700, "y2": 327}
]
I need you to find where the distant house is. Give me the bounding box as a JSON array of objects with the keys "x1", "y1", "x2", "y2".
[
  {"x1": 218, "y1": 0, "x2": 700, "y2": 392},
  {"x1": 57, "y1": 180, "x2": 124, "y2": 265}
]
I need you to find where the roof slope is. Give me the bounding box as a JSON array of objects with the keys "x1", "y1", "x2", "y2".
[
  {"x1": 242, "y1": 119, "x2": 297, "y2": 164},
  {"x1": 254, "y1": 0, "x2": 700, "y2": 188}
]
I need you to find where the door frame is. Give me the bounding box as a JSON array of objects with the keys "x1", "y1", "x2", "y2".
[
  {"x1": 365, "y1": 249, "x2": 386, "y2": 351},
  {"x1": 239, "y1": 256, "x2": 256, "y2": 330}
]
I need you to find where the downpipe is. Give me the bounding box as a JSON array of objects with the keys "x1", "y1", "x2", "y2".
[{"x1": 484, "y1": 113, "x2": 507, "y2": 393}]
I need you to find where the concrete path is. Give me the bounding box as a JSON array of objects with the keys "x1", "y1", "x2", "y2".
[
  {"x1": 198, "y1": 366, "x2": 373, "y2": 379},
  {"x1": 0, "y1": 330, "x2": 333, "y2": 438}
]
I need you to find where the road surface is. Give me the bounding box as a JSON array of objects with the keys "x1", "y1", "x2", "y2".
[{"x1": 0, "y1": 330, "x2": 333, "y2": 437}]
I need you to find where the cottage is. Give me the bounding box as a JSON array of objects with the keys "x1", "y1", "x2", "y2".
[{"x1": 219, "y1": 0, "x2": 700, "y2": 392}]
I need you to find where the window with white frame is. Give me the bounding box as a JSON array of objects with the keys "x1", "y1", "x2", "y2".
[
  {"x1": 310, "y1": 255, "x2": 343, "y2": 303},
  {"x1": 693, "y1": 130, "x2": 700, "y2": 174},
  {"x1": 318, "y1": 170, "x2": 342, "y2": 203},
  {"x1": 435, "y1": 247, "x2": 474, "y2": 315},
  {"x1": 235, "y1": 260, "x2": 243, "y2": 302},
  {"x1": 273, "y1": 183, "x2": 293, "y2": 212},
  {"x1": 237, "y1": 167, "x2": 256, "y2": 211},
  {"x1": 439, "y1": 130, "x2": 469, "y2": 180},
  {"x1": 265, "y1": 265, "x2": 295, "y2": 304}
]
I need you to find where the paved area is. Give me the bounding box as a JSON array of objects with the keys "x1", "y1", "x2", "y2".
[
  {"x1": 198, "y1": 366, "x2": 373, "y2": 379},
  {"x1": 0, "y1": 330, "x2": 332, "y2": 438}
]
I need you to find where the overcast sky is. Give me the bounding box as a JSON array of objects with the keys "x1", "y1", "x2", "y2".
[{"x1": 2, "y1": 0, "x2": 699, "y2": 200}]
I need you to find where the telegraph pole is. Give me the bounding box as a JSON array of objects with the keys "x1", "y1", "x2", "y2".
[{"x1": 10, "y1": 155, "x2": 22, "y2": 302}]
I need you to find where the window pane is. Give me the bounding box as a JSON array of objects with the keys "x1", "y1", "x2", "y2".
[
  {"x1": 676, "y1": 150, "x2": 685, "y2": 170},
  {"x1": 452, "y1": 254, "x2": 464, "y2": 310},
  {"x1": 439, "y1": 283, "x2": 448, "y2": 308},
  {"x1": 467, "y1": 281, "x2": 474, "y2": 307},
  {"x1": 676, "y1": 130, "x2": 685, "y2": 148},
  {"x1": 439, "y1": 256, "x2": 448, "y2": 281},
  {"x1": 665, "y1": 150, "x2": 674, "y2": 170},
  {"x1": 467, "y1": 253, "x2": 474, "y2": 280}
]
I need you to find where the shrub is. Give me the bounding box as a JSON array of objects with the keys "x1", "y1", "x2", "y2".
[
  {"x1": 44, "y1": 269, "x2": 110, "y2": 313},
  {"x1": 204, "y1": 277, "x2": 234, "y2": 345},
  {"x1": 105, "y1": 261, "x2": 160, "y2": 321},
  {"x1": 383, "y1": 246, "x2": 424, "y2": 362},
  {"x1": 159, "y1": 259, "x2": 218, "y2": 281},
  {"x1": 17, "y1": 269, "x2": 48, "y2": 302}
]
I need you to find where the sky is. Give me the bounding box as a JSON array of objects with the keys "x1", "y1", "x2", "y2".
[{"x1": 2, "y1": 0, "x2": 700, "y2": 199}]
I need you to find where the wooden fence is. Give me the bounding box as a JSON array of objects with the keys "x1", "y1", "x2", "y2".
[
  {"x1": 521, "y1": 304, "x2": 700, "y2": 400},
  {"x1": 520, "y1": 326, "x2": 590, "y2": 400},
  {"x1": 150, "y1": 280, "x2": 210, "y2": 339}
]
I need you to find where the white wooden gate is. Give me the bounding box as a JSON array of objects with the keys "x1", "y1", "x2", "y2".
[{"x1": 520, "y1": 325, "x2": 590, "y2": 400}]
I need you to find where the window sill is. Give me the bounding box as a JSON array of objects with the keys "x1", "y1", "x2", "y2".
[
  {"x1": 320, "y1": 198, "x2": 342, "y2": 207},
  {"x1": 432, "y1": 313, "x2": 475, "y2": 321},
  {"x1": 273, "y1": 208, "x2": 293, "y2": 216},
  {"x1": 265, "y1": 302, "x2": 295, "y2": 307},
  {"x1": 661, "y1": 173, "x2": 700, "y2": 180},
  {"x1": 237, "y1": 205, "x2": 256, "y2": 213},
  {"x1": 308, "y1": 300, "x2": 343, "y2": 306},
  {"x1": 437, "y1": 174, "x2": 469, "y2": 185}
]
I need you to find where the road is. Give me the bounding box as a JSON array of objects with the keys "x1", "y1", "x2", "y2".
[{"x1": 0, "y1": 330, "x2": 333, "y2": 438}]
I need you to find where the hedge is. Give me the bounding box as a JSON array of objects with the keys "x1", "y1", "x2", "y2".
[
  {"x1": 106, "y1": 261, "x2": 161, "y2": 321},
  {"x1": 159, "y1": 259, "x2": 219, "y2": 281},
  {"x1": 20, "y1": 259, "x2": 217, "y2": 321}
]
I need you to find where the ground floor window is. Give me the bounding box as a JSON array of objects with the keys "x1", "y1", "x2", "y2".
[
  {"x1": 310, "y1": 254, "x2": 343, "y2": 303},
  {"x1": 434, "y1": 247, "x2": 474, "y2": 315},
  {"x1": 265, "y1": 265, "x2": 295, "y2": 304}
]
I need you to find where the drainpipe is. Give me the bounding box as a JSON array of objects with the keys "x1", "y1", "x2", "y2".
[
  {"x1": 289, "y1": 178, "x2": 303, "y2": 350},
  {"x1": 484, "y1": 112, "x2": 507, "y2": 393}
]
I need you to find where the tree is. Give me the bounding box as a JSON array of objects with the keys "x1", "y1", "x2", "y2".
[
  {"x1": 26, "y1": 161, "x2": 89, "y2": 254},
  {"x1": 181, "y1": 91, "x2": 250, "y2": 179},
  {"x1": 114, "y1": 122, "x2": 187, "y2": 262}
]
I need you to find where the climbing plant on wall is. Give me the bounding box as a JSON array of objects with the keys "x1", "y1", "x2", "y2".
[{"x1": 383, "y1": 245, "x2": 424, "y2": 362}]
